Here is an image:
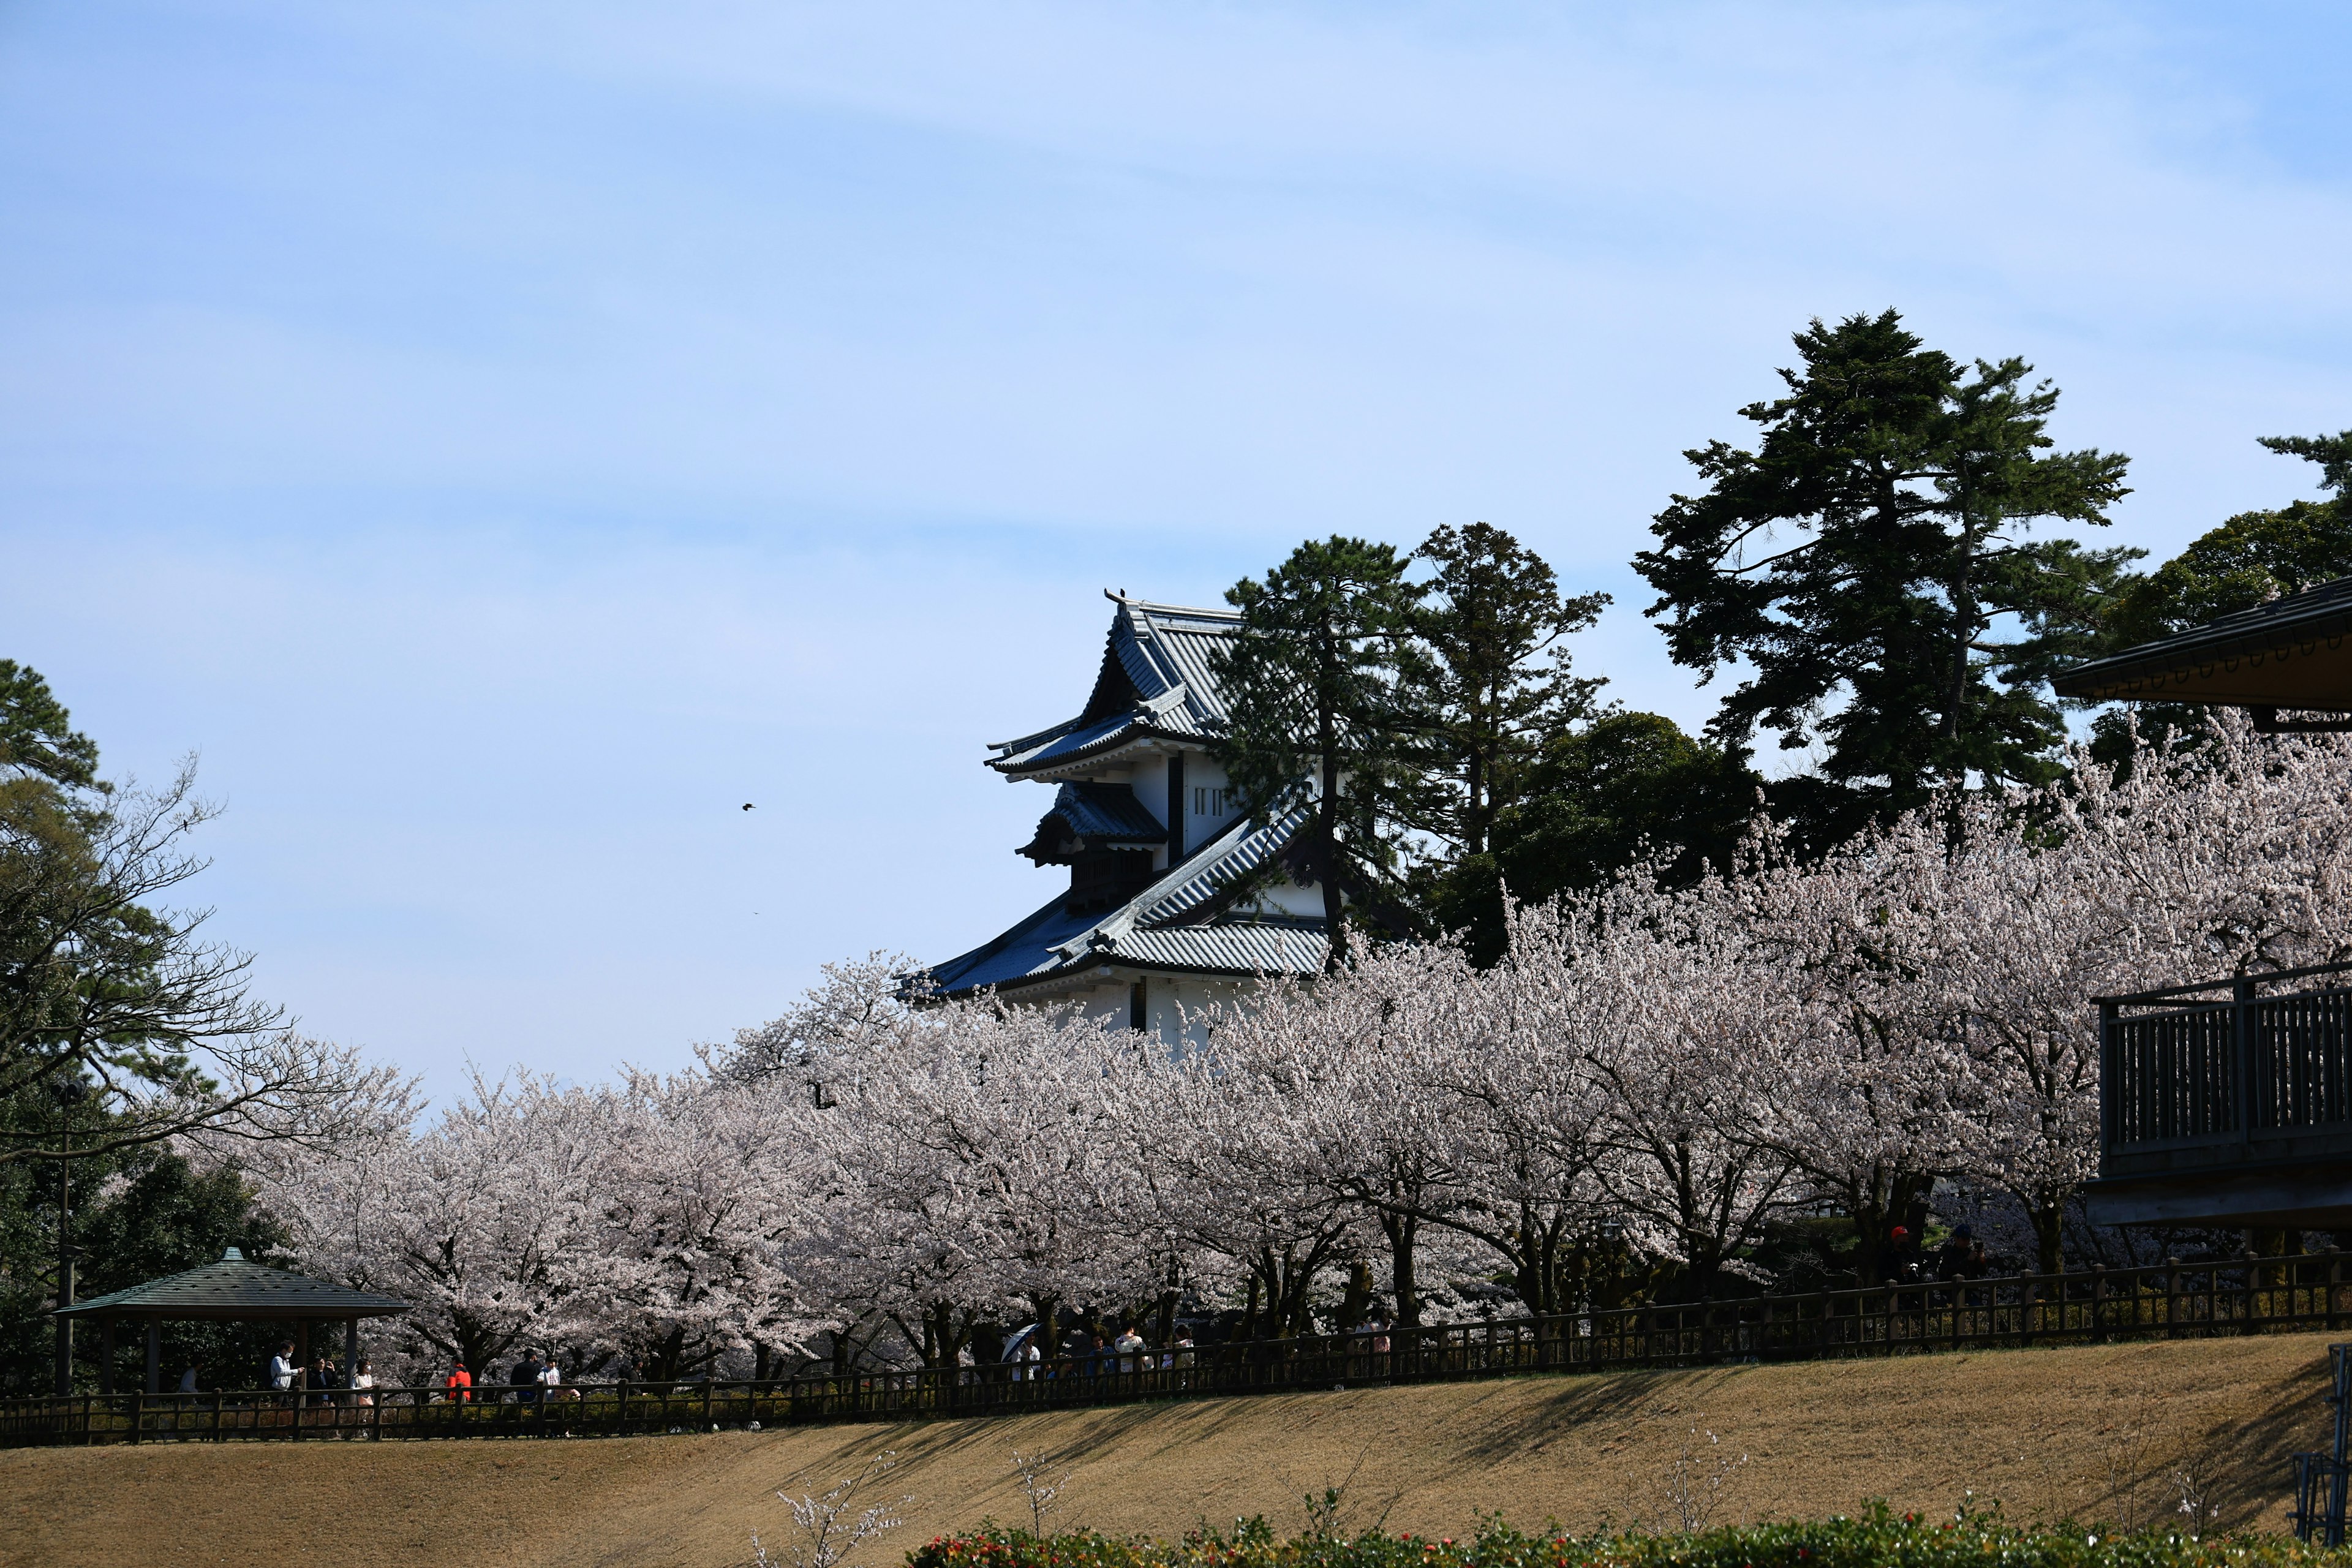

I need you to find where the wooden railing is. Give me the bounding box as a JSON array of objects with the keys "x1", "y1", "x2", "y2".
[
  {"x1": 2103, "y1": 960, "x2": 2352, "y2": 1159},
  {"x1": 7, "y1": 1250, "x2": 2347, "y2": 1447}
]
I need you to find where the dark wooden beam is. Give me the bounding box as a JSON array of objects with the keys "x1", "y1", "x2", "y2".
[{"x1": 1166, "y1": 752, "x2": 1185, "y2": 863}]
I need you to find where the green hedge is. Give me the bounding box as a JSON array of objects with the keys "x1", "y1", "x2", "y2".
[{"x1": 905, "y1": 1509, "x2": 2340, "y2": 1568}]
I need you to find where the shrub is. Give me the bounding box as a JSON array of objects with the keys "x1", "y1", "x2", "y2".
[{"x1": 905, "y1": 1507, "x2": 2342, "y2": 1568}]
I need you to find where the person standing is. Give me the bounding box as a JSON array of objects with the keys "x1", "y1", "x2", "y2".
[
  {"x1": 513, "y1": 1349, "x2": 546, "y2": 1404},
  {"x1": 443, "y1": 1361, "x2": 473, "y2": 1403},
  {"x1": 352, "y1": 1360, "x2": 377, "y2": 1407},
  {"x1": 268, "y1": 1342, "x2": 296, "y2": 1393}
]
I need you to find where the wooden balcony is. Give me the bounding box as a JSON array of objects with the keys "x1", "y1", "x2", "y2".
[{"x1": 2089, "y1": 960, "x2": 2352, "y2": 1227}]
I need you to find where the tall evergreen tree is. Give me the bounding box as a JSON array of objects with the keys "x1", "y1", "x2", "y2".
[
  {"x1": 1407, "y1": 522, "x2": 1610, "y2": 859},
  {"x1": 1636, "y1": 311, "x2": 2135, "y2": 843},
  {"x1": 1212, "y1": 538, "x2": 1424, "y2": 967}
]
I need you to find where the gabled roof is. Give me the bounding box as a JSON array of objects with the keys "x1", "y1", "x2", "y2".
[
  {"x1": 928, "y1": 800, "x2": 1327, "y2": 997},
  {"x1": 56, "y1": 1248, "x2": 410, "y2": 1321},
  {"x1": 989, "y1": 595, "x2": 1239, "y2": 778},
  {"x1": 1017, "y1": 782, "x2": 1168, "y2": 865},
  {"x1": 2054, "y1": 576, "x2": 2352, "y2": 709}
]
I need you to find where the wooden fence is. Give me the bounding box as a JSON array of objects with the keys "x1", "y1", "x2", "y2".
[{"x1": 7, "y1": 1249, "x2": 2346, "y2": 1447}]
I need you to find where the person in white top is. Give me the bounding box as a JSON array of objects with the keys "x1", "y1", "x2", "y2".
[
  {"x1": 268, "y1": 1343, "x2": 296, "y2": 1392},
  {"x1": 351, "y1": 1360, "x2": 377, "y2": 1407},
  {"x1": 1112, "y1": 1324, "x2": 1145, "y2": 1374},
  {"x1": 540, "y1": 1358, "x2": 568, "y2": 1400}
]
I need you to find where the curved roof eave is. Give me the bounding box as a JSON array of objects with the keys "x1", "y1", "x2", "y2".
[{"x1": 2054, "y1": 577, "x2": 2352, "y2": 709}]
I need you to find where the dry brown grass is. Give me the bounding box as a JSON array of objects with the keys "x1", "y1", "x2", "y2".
[{"x1": 2, "y1": 1332, "x2": 2334, "y2": 1568}]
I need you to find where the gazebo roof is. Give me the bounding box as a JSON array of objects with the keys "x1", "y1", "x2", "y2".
[
  {"x1": 55, "y1": 1248, "x2": 410, "y2": 1321},
  {"x1": 2054, "y1": 575, "x2": 2352, "y2": 710}
]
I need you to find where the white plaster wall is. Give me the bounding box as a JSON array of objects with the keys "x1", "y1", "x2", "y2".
[
  {"x1": 1020, "y1": 971, "x2": 1246, "y2": 1058},
  {"x1": 1147, "y1": 973, "x2": 1241, "y2": 1056}
]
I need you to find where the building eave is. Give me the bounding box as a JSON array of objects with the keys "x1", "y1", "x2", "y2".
[{"x1": 2053, "y1": 576, "x2": 2352, "y2": 709}]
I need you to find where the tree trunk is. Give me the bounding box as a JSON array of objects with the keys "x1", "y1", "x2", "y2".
[
  {"x1": 2033, "y1": 1199, "x2": 2065, "y2": 1276},
  {"x1": 1381, "y1": 1208, "x2": 1422, "y2": 1329},
  {"x1": 1026, "y1": 1295, "x2": 1060, "y2": 1365}
]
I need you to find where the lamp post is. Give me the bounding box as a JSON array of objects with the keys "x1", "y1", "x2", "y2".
[{"x1": 52, "y1": 1075, "x2": 88, "y2": 1397}]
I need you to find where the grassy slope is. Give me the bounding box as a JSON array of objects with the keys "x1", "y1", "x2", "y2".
[{"x1": 4, "y1": 1333, "x2": 2335, "y2": 1568}]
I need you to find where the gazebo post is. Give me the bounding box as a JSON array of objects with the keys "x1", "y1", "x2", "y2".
[
  {"x1": 145, "y1": 1319, "x2": 160, "y2": 1395},
  {"x1": 296, "y1": 1320, "x2": 310, "y2": 1388},
  {"x1": 344, "y1": 1318, "x2": 358, "y2": 1385},
  {"x1": 99, "y1": 1317, "x2": 115, "y2": 1396}
]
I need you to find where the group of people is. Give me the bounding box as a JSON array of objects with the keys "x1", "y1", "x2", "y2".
[
  {"x1": 262, "y1": 1343, "x2": 379, "y2": 1404},
  {"x1": 1878, "y1": 1225, "x2": 1997, "y2": 1285},
  {"x1": 1006, "y1": 1320, "x2": 1204, "y2": 1381},
  {"x1": 434, "y1": 1348, "x2": 576, "y2": 1404}
]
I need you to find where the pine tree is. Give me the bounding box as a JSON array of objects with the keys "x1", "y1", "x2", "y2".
[
  {"x1": 1636, "y1": 311, "x2": 2135, "y2": 843},
  {"x1": 1407, "y1": 522, "x2": 1609, "y2": 859},
  {"x1": 1212, "y1": 538, "x2": 1424, "y2": 967}
]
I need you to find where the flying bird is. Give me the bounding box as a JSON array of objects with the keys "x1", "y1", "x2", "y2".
[{"x1": 742, "y1": 802, "x2": 755, "y2": 811}]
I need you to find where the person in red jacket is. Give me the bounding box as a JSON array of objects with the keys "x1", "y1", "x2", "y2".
[{"x1": 443, "y1": 1362, "x2": 472, "y2": 1403}]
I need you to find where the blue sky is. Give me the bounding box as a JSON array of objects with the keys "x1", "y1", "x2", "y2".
[{"x1": 4, "y1": 1, "x2": 2349, "y2": 1101}]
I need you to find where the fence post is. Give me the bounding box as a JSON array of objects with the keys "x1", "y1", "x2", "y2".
[
  {"x1": 2117, "y1": 1006, "x2": 2135, "y2": 1152},
  {"x1": 2237, "y1": 974, "x2": 2260, "y2": 1144}
]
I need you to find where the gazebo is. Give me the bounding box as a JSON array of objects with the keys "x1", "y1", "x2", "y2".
[
  {"x1": 55, "y1": 1248, "x2": 409, "y2": 1395},
  {"x1": 2054, "y1": 576, "x2": 2352, "y2": 1229}
]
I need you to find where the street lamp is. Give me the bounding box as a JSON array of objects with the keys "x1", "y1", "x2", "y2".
[{"x1": 52, "y1": 1074, "x2": 89, "y2": 1398}]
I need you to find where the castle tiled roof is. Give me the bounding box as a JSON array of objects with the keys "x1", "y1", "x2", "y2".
[
  {"x1": 989, "y1": 596, "x2": 1240, "y2": 779},
  {"x1": 928, "y1": 800, "x2": 1325, "y2": 998},
  {"x1": 1018, "y1": 782, "x2": 1168, "y2": 865}
]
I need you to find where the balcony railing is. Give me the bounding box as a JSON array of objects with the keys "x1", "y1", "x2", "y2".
[{"x1": 2101, "y1": 960, "x2": 2352, "y2": 1174}]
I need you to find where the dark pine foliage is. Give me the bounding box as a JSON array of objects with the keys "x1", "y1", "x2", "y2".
[{"x1": 1637, "y1": 310, "x2": 2135, "y2": 850}]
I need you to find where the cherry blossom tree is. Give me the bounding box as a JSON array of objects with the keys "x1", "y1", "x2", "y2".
[
  {"x1": 1526, "y1": 883, "x2": 1806, "y2": 1300},
  {"x1": 582, "y1": 1071, "x2": 824, "y2": 1379},
  {"x1": 824, "y1": 995, "x2": 1166, "y2": 1366},
  {"x1": 257, "y1": 1072, "x2": 609, "y2": 1378}
]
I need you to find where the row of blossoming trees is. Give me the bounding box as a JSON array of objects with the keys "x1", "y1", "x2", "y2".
[{"x1": 246, "y1": 720, "x2": 2352, "y2": 1385}]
